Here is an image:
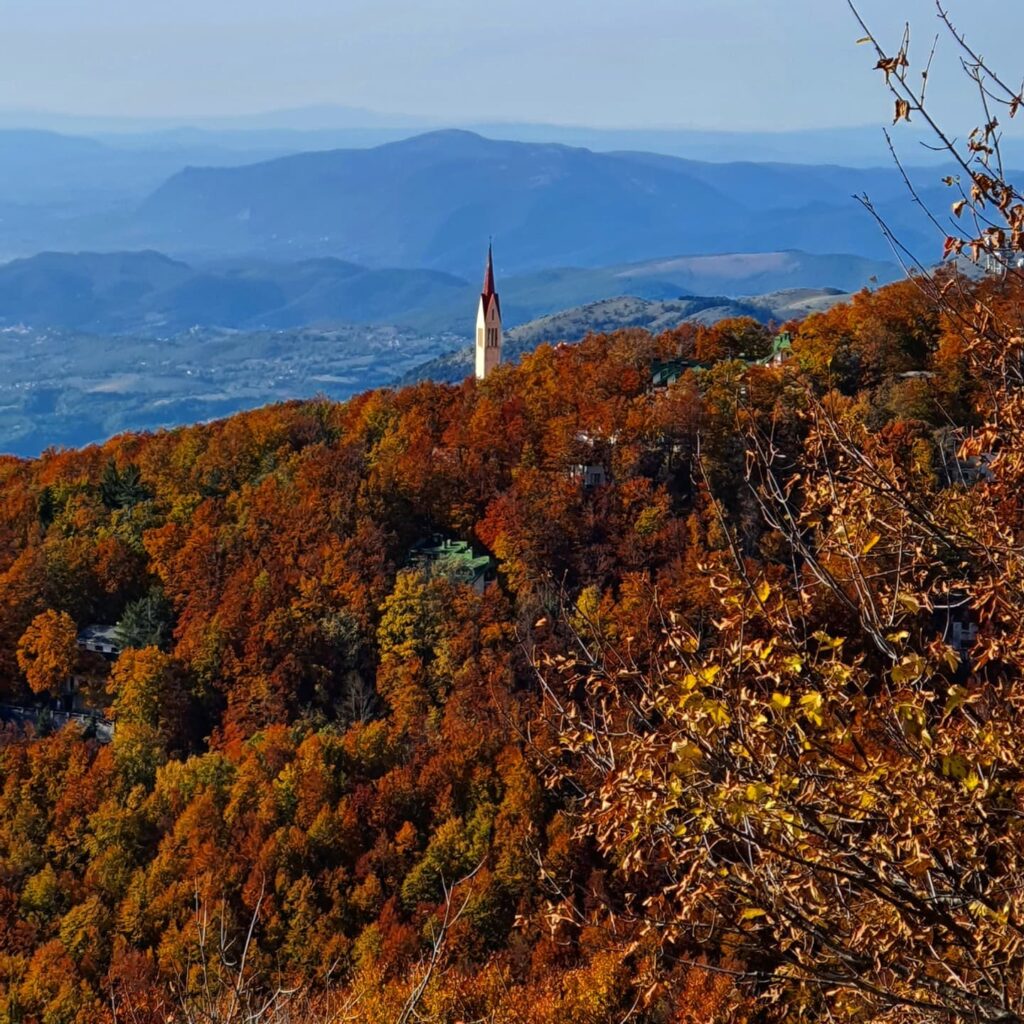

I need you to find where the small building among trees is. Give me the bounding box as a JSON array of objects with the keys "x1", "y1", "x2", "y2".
[{"x1": 408, "y1": 536, "x2": 496, "y2": 593}]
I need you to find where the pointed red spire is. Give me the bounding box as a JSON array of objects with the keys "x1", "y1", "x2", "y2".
[
  {"x1": 482, "y1": 241, "x2": 496, "y2": 297},
  {"x1": 480, "y1": 241, "x2": 500, "y2": 318}
]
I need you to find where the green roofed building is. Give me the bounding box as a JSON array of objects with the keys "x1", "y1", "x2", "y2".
[
  {"x1": 649, "y1": 358, "x2": 694, "y2": 390},
  {"x1": 764, "y1": 331, "x2": 793, "y2": 366},
  {"x1": 408, "y1": 536, "x2": 496, "y2": 593}
]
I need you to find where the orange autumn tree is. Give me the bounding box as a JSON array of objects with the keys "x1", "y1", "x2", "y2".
[
  {"x1": 0, "y1": 283, "x2": 999, "y2": 1022},
  {"x1": 541, "y1": 6, "x2": 1024, "y2": 1022},
  {"x1": 542, "y1": 327, "x2": 1024, "y2": 1019},
  {"x1": 695, "y1": 316, "x2": 773, "y2": 363},
  {"x1": 16, "y1": 610, "x2": 78, "y2": 697}
]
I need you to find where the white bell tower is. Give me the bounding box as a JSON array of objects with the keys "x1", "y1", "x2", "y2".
[{"x1": 475, "y1": 243, "x2": 502, "y2": 380}]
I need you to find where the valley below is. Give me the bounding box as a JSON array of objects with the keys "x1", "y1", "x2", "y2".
[
  {"x1": 0, "y1": 280, "x2": 850, "y2": 456},
  {"x1": 0, "y1": 323, "x2": 456, "y2": 456},
  {"x1": 0, "y1": 128, "x2": 913, "y2": 455}
]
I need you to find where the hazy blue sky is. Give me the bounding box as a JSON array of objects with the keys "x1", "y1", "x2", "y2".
[{"x1": 0, "y1": 0, "x2": 1018, "y2": 130}]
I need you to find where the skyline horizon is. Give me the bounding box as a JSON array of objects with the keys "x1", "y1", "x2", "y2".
[
  {"x1": 0, "y1": 102, "x2": 917, "y2": 133},
  {"x1": 3, "y1": 101, "x2": 1023, "y2": 145},
  {"x1": 2, "y1": 1, "x2": 1018, "y2": 135}
]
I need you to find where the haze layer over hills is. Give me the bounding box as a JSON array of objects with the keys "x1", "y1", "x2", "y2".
[
  {"x1": 1, "y1": 128, "x2": 955, "y2": 269},
  {"x1": 112, "y1": 131, "x2": 945, "y2": 269},
  {"x1": 5, "y1": 104, "x2": 1024, "y2": 166}
]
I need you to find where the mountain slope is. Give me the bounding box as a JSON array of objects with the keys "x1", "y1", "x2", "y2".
[
  {"x1": 406, "y1": 249, "x2": 897, "y2": 333},
  {"x1": 126, "y1": 131, "x2": 939, "y2": 270},
  {"x1": 0, "y1": 251, "x2": 469, "y2": 333},
  {"x1": 0, "y1": 129, "x2": 954, "y2": 268},
  {"x1": 131, "y1": 130, "x2": 735, "y2": 269},
  {"x1": 0, "y1": 248, "x2": 897, "y2": 336}
]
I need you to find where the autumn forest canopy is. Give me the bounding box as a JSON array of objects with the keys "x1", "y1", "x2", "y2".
[
  {"x1": 5, "y1": 5, "x2": 1024, "y2": 1024},
  {"x1": 0, "y1": 258, "x2": 1016, "y2": 1024}
]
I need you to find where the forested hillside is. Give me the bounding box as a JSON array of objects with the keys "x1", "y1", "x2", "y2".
[
  {"x1": 403, "y1": 289, "x2": 848, "y2": 384},
  {"x1": 0, "y1": 266, "x2": 1020, "y2": 1022}
]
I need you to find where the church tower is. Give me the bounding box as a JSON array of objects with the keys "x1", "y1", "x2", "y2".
[{"x1": 475, "y1": 243, "x2": 502, "y2": 380}]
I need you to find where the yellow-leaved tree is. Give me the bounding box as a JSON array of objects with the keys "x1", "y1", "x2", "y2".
[
  {"x1": 542, "y1": 5, "x2": 1024, "y2": 1020},
  {"x1": 16, "y1": 609, "x2": 78, "y2": 696}
]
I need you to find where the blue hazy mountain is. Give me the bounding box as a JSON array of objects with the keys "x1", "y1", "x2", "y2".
[
  {"x1": 0, "y1": 251, "x2": 467, "y2": 333},
  {"x1": 0, "y1": 129, "x2": 293, "y2": 205},
  {"x1": 0, "y1": 128, "x2": 965, "y2": 268},
  {"x1": 0, "y1": 129, "x2": 296, "y2": 261},
  {"x1": 121, "y1": 130, "x2": 947, "y2": 271},
  {"x1": 0, "y1": 248, "x2": 898, "y2": 336}
]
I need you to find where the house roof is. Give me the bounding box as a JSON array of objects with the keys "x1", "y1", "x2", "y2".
[
  {"x1": 77, "y1": 624, "x2": 120, "y2": 648},
  {"x1": 409, "y1": 536, "x2": 495, "y2": 580},
  {"x1": 650, "y1": 358, "x2": 695, "y2": 387},
  {"x1": 772, "y1": 331, "x2": 793, "y2": 354}
]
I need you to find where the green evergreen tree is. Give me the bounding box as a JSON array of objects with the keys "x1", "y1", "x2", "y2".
[
  {"x1": 115, "y1": 588, "x2": 173, "y2": 651},
  {"x1": 100, "y1": 460, "x2": 151, "y2": 510}
]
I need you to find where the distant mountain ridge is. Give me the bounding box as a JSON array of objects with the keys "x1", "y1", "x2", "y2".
[
  {"x1": 0, "y1": 251, "x2": 469, "y2": 334},
  {"x1": 0, "y1": 128, "x2": 980, "y2": 268},
  {"x1": 0, "y1": 129, "x2": 287, "y2": 206},
  {"x1": 0, "y1": 248, "x2": 897, "y2": 336},
  {"x1": 5, "y1": 107, "x2": 1024, "y2": 166},
  {"x1": 121, "y1": 130, "x2": 947, "y2": 270}
]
